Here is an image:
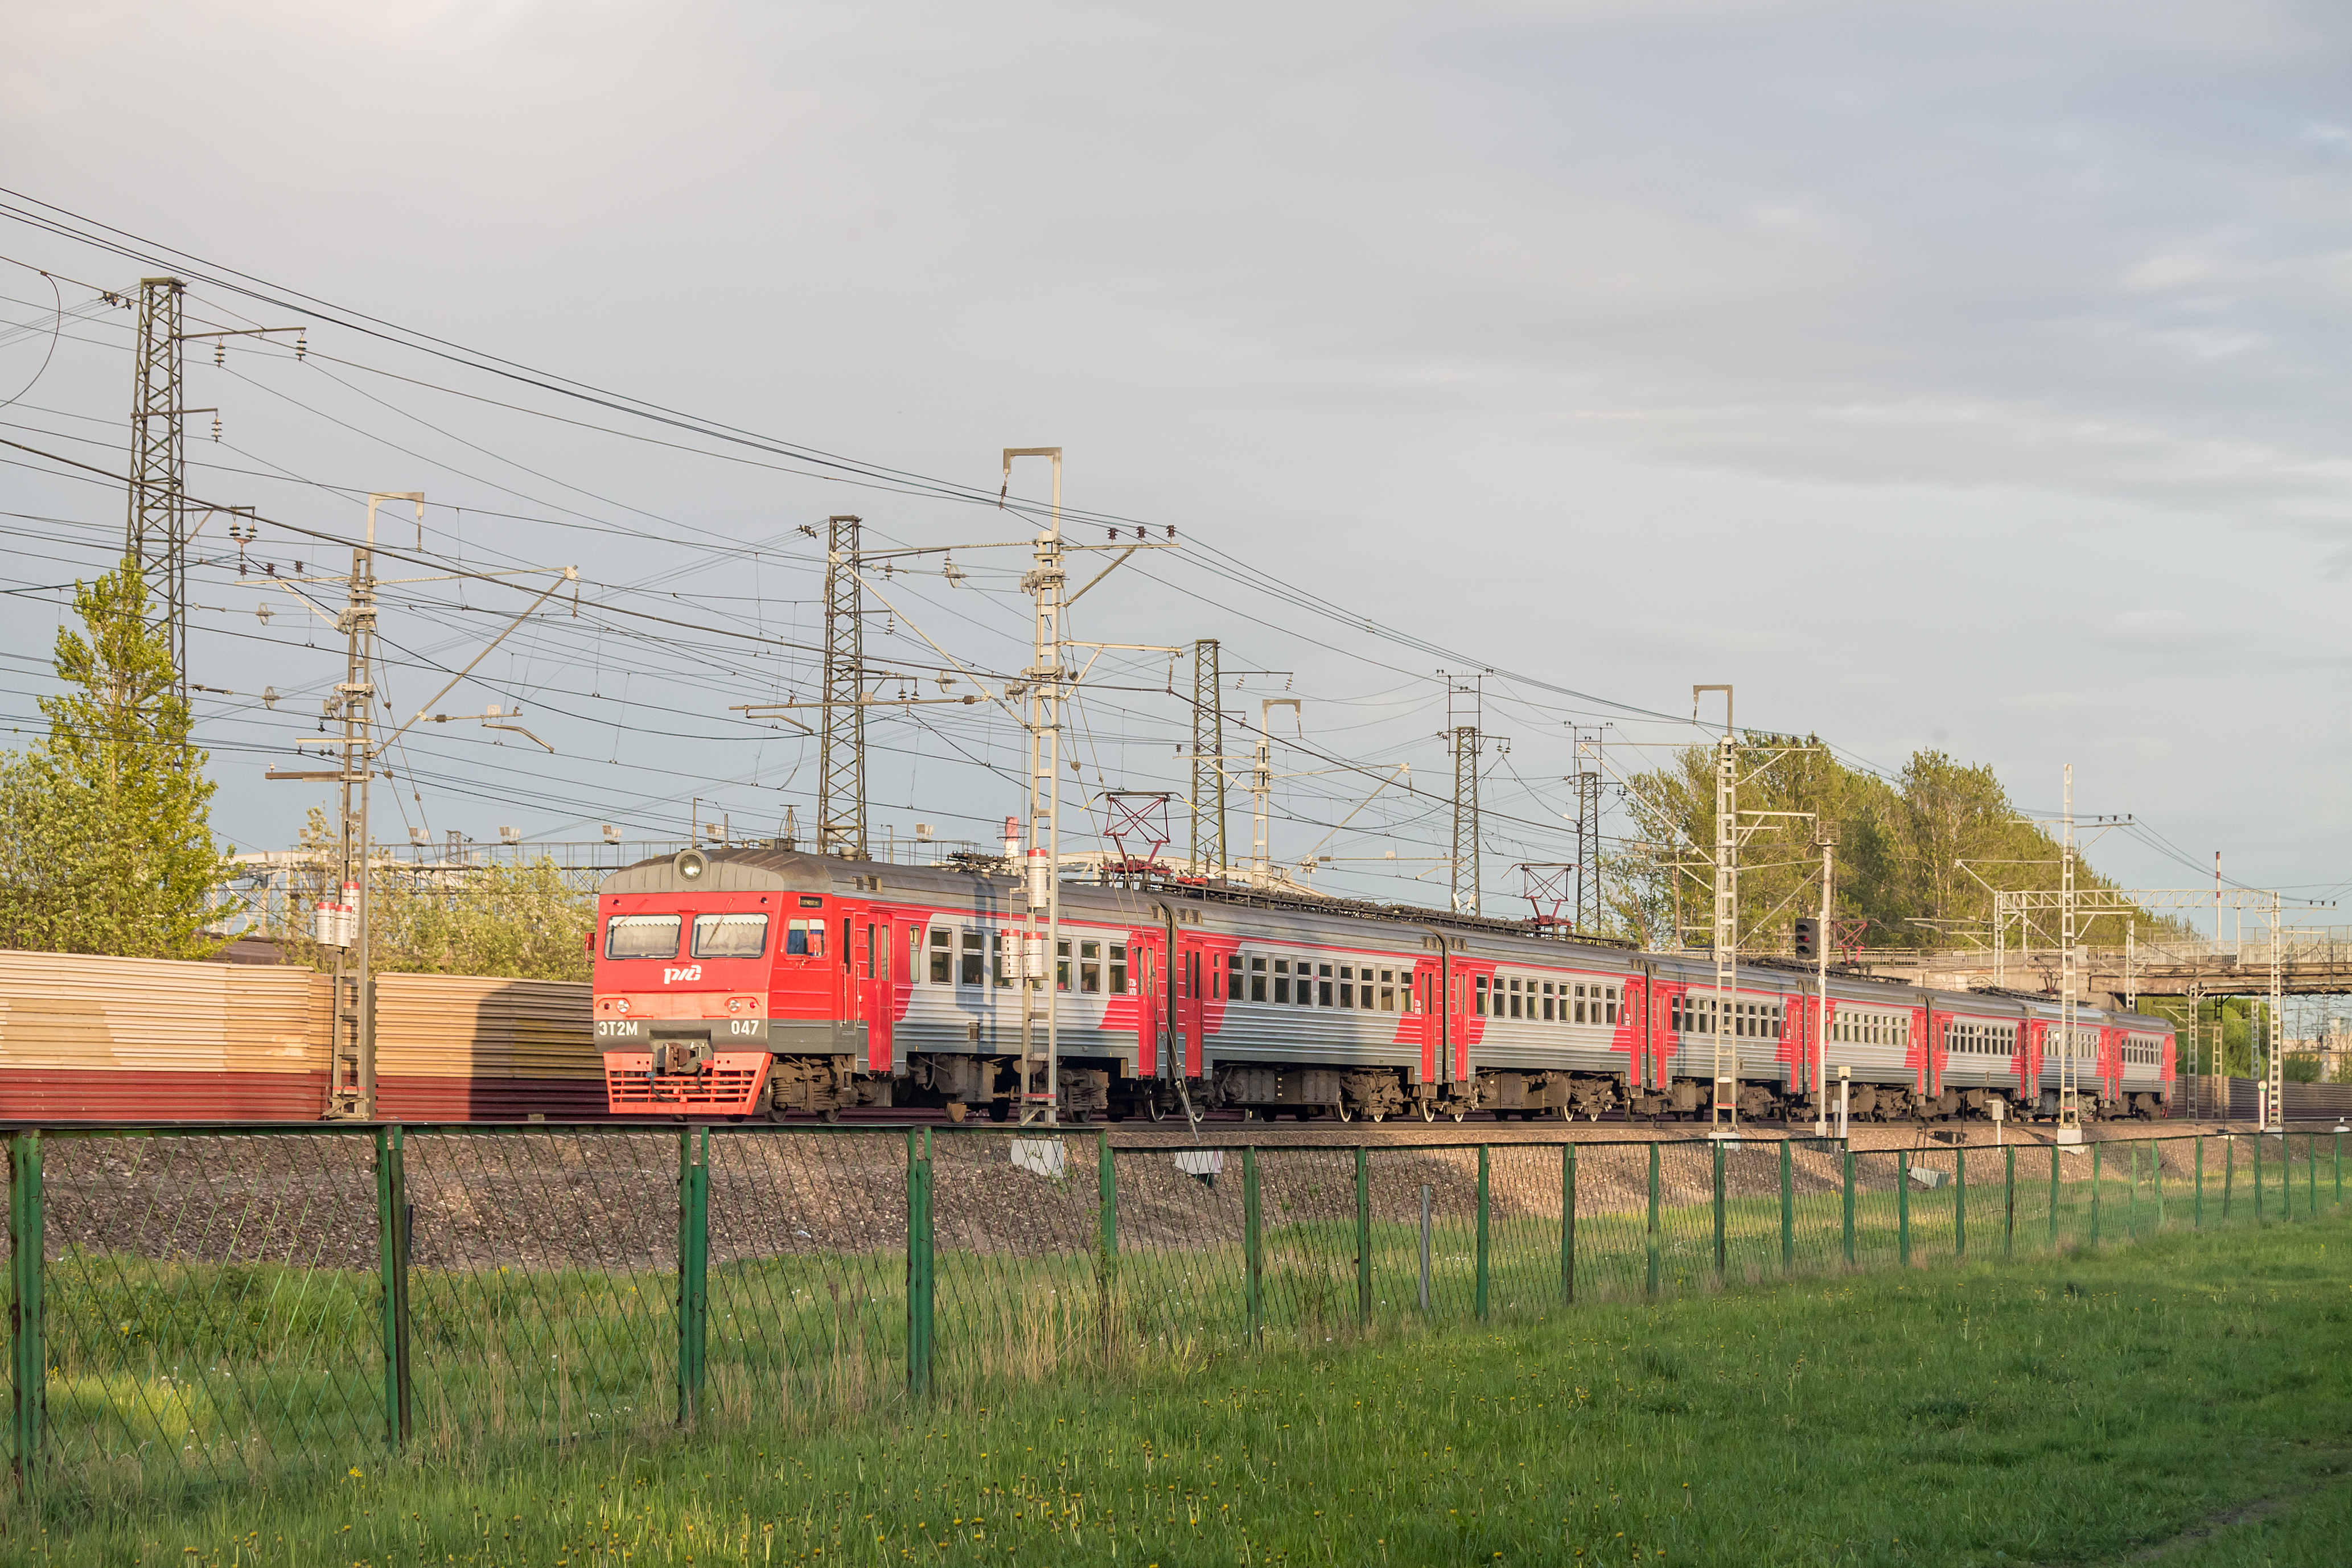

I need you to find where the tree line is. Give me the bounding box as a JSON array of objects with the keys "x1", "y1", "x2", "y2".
[{"x1": 1601, "y1": 738, "x2": 2180, "y2": 955}]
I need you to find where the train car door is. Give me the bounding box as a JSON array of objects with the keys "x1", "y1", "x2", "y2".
[
  {"x1": 1622, "y1": 973, "x2": 1647, "y2": 1090},
  {"x1": 1449, "y1": 964, "x2": 1473, "y2": 1087},
  {"x1": 1132, "y1": 928, "x2": 1163, "y2": 1076},
  {"x1": 775, "y1": 895, "x2": 839, "y2": 1027},
  {"x1": 1413, "y1": 956, "x2": 1443, "y2": 1085},
  {"x1": 857, "y1": 911, "x2": 895, "y2": 1072},
  {"x1": 1176, "y1": 932, "x2": 1206, "y2": 1079}
]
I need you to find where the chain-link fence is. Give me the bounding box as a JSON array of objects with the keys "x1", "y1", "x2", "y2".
[{"x1": 5, "y1": 1124, "x2": 2344, "y2": 1501}]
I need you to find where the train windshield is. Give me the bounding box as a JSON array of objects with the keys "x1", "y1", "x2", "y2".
[
  {"x1": 605, "y1": 915, "x2": 681, "y2": 960},
  {"x1": 692, "y1": 913, "x2": 768, "y2": 959}
]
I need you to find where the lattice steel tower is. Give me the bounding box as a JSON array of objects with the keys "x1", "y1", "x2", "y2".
[
  {"x1": 1570, "y1": 726, "x2": 1603, "y2": 931},
  {"x1": 818, "y1": 513, "x2": 867, "y2": 858},
  {"x1": 1450, "y1": 726, "x2": 1480, "y2": 914},
  {"x1": 126, "y1": 277, "x2": 188, "y2": 703},
  {"x1": 1190, "y1": 638, "x2": 1226, "y2": 877}
]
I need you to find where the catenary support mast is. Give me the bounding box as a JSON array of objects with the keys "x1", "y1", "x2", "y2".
[
  {"x1": 1191, "y1": 639, "x2": 1224, "y2": 878},
  {"x1": 819, "y1": 514, "x2": 868, "y2": 859},
  {"x1": 126, "y1": 278, "x2": 189, "y2": 705},
  {"x1": 1008, "y1": 449, "x2": 1064, "y2": 1126},
  {"x1": 1696, "y1": 686, "x2": 1737, "y2": 1135}
]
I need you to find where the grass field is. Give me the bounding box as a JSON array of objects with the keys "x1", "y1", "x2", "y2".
[
  {"x1": 26, "y1": 1133, "x2": 2306, "y2": 1501},
  {"x1": 10, "y1": 1207, "x2": 2352, "y2": 1566}
]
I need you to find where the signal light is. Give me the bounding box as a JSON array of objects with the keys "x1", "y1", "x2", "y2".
[{"x1": 1794, "y1": 917, "x2": 1821, "y2": 961}]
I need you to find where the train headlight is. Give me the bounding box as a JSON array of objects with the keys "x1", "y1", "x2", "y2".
[
  {"x1": 675, "y1": 848, "x2": 709, "y2": 881},
  {"x1": 614, "y1": 998, "x2": 630, "y2": 1015}
]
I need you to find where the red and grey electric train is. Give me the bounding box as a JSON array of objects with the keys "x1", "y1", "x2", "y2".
[{"x1": 593, "y1": 846, "x2": 2175, "y2": 1123}]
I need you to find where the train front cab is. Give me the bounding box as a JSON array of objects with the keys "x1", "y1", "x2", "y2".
[{"x1": 594, "y1": 850, "x2": 900, "y2": 1119}]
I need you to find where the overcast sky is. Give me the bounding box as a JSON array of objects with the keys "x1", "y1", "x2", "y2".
[{"x1": 3, "y1": 0, "x2": 2350, "y2": 920}]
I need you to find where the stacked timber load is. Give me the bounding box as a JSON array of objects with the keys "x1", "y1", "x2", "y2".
[
  {"x1": 0, "y1": 949, "x2": 331, "y2": 1120},
  {"x1": 373, "y1": 973, "x2": 599, "y2": 1121}
]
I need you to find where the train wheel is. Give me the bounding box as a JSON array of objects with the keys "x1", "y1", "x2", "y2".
[
  {"x1": 1146, "y1": 1097, "x2": 1167, "y2": 1122},
  {"x1": 1449, "y1": 1106, "x2": 1467, "y2": 1123},
  {"x1": 1417, "y1": 1100, "x2": 1437, "y2": 1123},
  {"x1": 1335, "y1": 1100, "x2": 1355, "y2": 1122},
  {"x1": 1370, "y1": 1110, "x2": 1387, "y2": 1123},
  {"x1": 820, "y1": 1108, "x2": 842, "y2": 1125}
]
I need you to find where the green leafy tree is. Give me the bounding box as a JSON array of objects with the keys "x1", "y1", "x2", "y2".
[
  {"x1": 0, "y1": 557, "x2": 227, "y2": 957},
  {"x1": 1613, "y1": 736, "x2": 2170, "y2": 953}
]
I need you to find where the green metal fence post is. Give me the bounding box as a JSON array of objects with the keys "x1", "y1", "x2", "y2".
[
  {"x1": 1955, "y1": 1145, "x2": 1967, "y2": 1260},
  {"x1": 2309, "y1": 1133, "x2": 2318, "y2": 1219},
  {"x1": 1711, "y1": 1138, "x2": 1727, "y2": 1282},
  {"x1": 2003, "y1": 1144, "x2": 2014, "y2": 1259},
  {"x1": 2254, "y1": 1134, "x2": 2264, "y2": 1224},
  {"x1": 2337, "y1": 1131, "x2": 2343, "y2": 1208},
  {"x1": 1356, "y1": 1146, "x2": 1373, "y2": 1327},
  {"x1": 9, "y1": 1130, "x2": 42, "y2": 1490},
  {"x1": 1475, "y1": 1145, "x2": 1492, "y2": 1320},
  {"x1": 677, "y1": 1127, "x2": 709, "y2": 1425},
  {"x1": 1244, "y1": 1145, "x2": 1263, "y2": 1341},
  {"x1": 1646, "y1": 1142, "x2": 1662, "y2": 1298},
  {"x1": 1841, "y1": 1149, "x2": 1855, "y2": 1267},
  {"x1": 2090, "y1": 1141, "x2": 2102, "y2": 1247},
  {"x1": 2152, "y1": 1138, "x2": 2164, "y2": 1232},
  {"x1": 2224, "y1": 1135, "x2": 2235, "y2": 1225},
  {"x1": 2127, "y1": 1142, "x2": 2137, "y2": 1242},
  {"x1": 1562, "y1": 1143, "x2": 1577, "y2": 1305},
  {"x1": 1897, "y1": 1150, "x2": 1910, "y2": 1267},
  {"x1": 374, "y1": 1125, "x2": 412, "y2": 1450},
  {"x1": 907, "y1": 1127, "x2": 934, "y2": 1402},
  {"x1": 1097, "y1": 1129, "x2": 1117, "y2": 1370},
  {"x1": 2195, "y1": 1136, "x2": 2205, "y2": 1229},
  {"x1": 1779, "y1": 1137, "x2": 1794, "y2": 1275},
  {"x1": 2047, "y1": 1145, "x2": 2059, "y2": 1252}
]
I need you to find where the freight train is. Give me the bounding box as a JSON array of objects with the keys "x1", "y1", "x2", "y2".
[{"x1": 593, "y1": 846, "x2": 2175, "y2": 1123}]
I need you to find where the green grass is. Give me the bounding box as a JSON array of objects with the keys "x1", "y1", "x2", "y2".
[
  {"x1": 11, "y1": 1209, "x2": 2352, "y2": 1565},
  {"x1": 14, "y1": 1131, "x2": 2340, "y2": 1508}
]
